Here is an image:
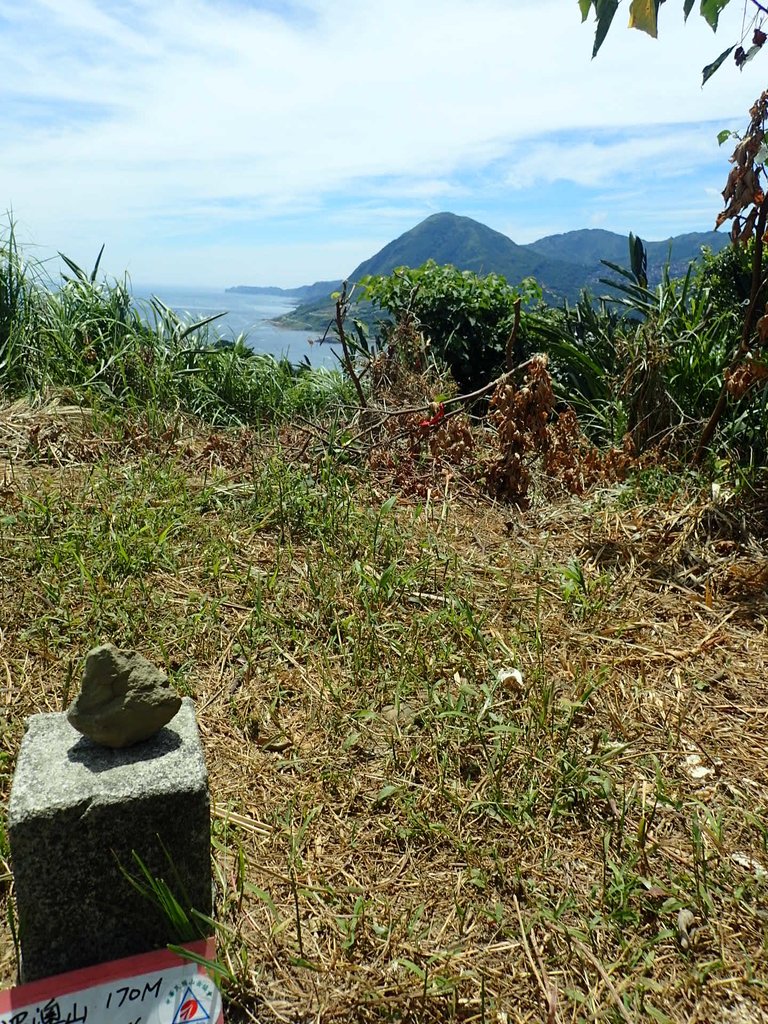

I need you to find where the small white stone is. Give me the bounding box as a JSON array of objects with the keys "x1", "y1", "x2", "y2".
[
  {"x1": 497, "y1": 667, "x2": 524, "y2": 691},
  {"x1": 683, "y1": 753, "x2": 714, "y2": 782},
  {"x1": 731, "y1": 852, "x2": 768, "y2": 881}
]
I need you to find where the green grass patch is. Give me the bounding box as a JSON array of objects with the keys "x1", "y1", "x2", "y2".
[{"x1": 0, "y1": 402, "x2": 765, "y2": 1022}]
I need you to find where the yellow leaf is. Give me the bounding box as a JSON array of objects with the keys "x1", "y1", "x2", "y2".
[{"x1": 628, "y1": 0, "x2": 658, "y2": 38}]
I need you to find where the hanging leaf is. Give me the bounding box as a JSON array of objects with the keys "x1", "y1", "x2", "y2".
[
  {"x1": 684, "y1": 0, "x2": 695, "y2": 18},
  {"x1": 717, "y1": 128, "x2": 735, "y2": 146},
  {"x1": 592, "y1": 0, "x2": 620, "y2": 56},
  {"x1": 700, "y1": 0, "x2": 730, "y2": 32},
  {"x1": 702, "y1": 45, "x2": 735, "y2": 85},
  {"x1": 578, "y1": 0, "x2": 592, "y2": 21},
  {"x1": 628, "y1": 0, "x2": 659, "y2": 38}
]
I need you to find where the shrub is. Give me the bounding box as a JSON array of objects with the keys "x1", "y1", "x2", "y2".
[{"x1": 362, "y1": 261, "x2": 541, "y2": 391}]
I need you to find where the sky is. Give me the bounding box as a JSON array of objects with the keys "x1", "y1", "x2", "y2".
[{"x1": 1, "y1": 0, "x2": 767, "y2": 288}]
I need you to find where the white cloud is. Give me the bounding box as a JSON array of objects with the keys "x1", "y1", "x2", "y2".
[
  {"x1": 503, "y1": 125, "x2": 721, "y2": 189},
  {"x1": 0, "y1": 0, "x2": 761, "y2": 283}
]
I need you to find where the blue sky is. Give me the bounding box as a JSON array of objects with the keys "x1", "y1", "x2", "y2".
[{"x1": 0, "y1": 0, "x2": 765, "y2": 287}]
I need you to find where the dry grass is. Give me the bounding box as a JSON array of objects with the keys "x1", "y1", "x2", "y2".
[{"x1": 0, "y1": 399, "x2": 766, "y2": 1023}]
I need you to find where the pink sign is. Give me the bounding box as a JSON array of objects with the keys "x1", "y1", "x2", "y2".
[{"x1": 0, "y1": 940, "x2": 223, "y2": 1024}]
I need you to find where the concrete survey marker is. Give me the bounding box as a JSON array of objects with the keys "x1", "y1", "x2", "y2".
[
  {"x1": 0, "y1": 939, "x2": 223, "y2": 1024},
  {"x1": 8, "y1": 698, "x2": 212, "y2": 981}
]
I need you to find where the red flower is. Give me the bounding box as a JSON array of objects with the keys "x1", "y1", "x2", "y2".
[{"x1": 419, "y1": 403, "x2": 446, "y2": 428}]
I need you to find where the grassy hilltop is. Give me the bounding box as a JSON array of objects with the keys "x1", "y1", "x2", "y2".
[{"x1": 0, "y1": 228, "x2": 766, "y2": 1022}]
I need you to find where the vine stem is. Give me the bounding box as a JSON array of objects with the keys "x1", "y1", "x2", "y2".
[{"x1": 694, "y1": 190, "x2": 768, "y2": 463}]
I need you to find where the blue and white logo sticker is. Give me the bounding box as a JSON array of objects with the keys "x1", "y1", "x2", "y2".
[{"x1": 160, "y1": 974, "x2": 221, "y2": 1024}]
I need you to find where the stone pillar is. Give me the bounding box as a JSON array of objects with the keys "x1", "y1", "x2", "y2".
[{"x1": 8, "y1": 698, "x2": 211, "y2": 982}]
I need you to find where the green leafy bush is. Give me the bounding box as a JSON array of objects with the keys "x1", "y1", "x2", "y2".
[
  {"x1": 536, "y1": 237, "x2": 765, "y2": 473},
  {"x1": 695, "y1": 240, "x2": 757, "y2": 319},
  {"x1": 362, "y1": 260, "x2": 540, "y2": 391}
]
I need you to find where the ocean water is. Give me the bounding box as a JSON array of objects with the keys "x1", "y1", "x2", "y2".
[{"x1": 131, "y1": 284, "x2": 341, "y2": 369}]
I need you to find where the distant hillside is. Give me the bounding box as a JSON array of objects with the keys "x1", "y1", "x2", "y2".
[
  {"x1": 226, "y1": 280, "x2": 341, "y2": 303},
  {"x1": 244, "y1": 213, "x2": 730, "y2": 331},
  {"x1": 526, "y1": 227, "x2": 729, "y2": 284}
]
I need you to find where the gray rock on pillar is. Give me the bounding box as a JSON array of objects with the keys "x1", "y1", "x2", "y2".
[
  {"x1": 67, "y1": 644, "x2": 182, "y2": 749},
  {"x1": 8, "y1": 698, "x2": 211, "y2": 982}
]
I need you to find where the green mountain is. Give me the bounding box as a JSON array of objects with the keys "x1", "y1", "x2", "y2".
[
  {"x1": 277, "y1": 212, "x2": 590, "y2": 330},
  {"x1": 262, "y1": 213, "x2": 730, "y2": 331},
  {"x1": 526, "y1": 227, "x2": 728, "y2": 284},
  {"x1": 347, "y1": 212, "x2": 587, "y2": 297}
]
